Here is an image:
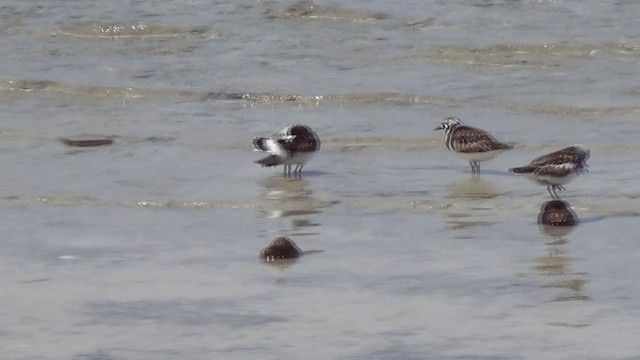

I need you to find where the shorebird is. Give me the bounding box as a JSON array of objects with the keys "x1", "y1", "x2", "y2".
[
  {"x1": 434, "y1": 117, "x2": 513, "y2": 175},
  {"x1": 509, "y1": 145, "x2": 590, "y2": 199},
  {"x1": 253, "y1": 124, "x2": 320, "y2": 177}
]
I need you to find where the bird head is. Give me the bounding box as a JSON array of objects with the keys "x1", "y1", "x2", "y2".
[{"x1": 434, "y1": 117, "x2": 463, "y2": 131}]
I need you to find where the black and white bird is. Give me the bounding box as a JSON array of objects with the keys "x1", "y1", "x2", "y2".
[
  {"x1": 252, "y1": 124, "x2": 320, "y2": 177},
  {"x1": 434, "y1": 117, "x2": 513, "y2": 174},
  {"x1": 509, "y1": 145, "x2": 590, "y2": 200}
]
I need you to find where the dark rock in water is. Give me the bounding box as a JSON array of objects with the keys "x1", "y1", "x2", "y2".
[
  {"x1": 260, "y1": 236, "x2": 303, "y2": 261},
  {"x1": 60, "y1": 135, "x2": 115, "y2": 147},
  {"x1": 538, "y1": 200, "x2": 579, "y2": 227}
]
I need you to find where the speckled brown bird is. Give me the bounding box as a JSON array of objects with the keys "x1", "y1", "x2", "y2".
[
  {"x1": 510, "y1": 145, "x2": 590, "y2": 199},
  {"x1": 434, "y1": 117, "x2": 513, "y2": 174}
]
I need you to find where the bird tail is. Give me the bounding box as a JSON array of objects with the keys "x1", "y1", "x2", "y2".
[
  {"x1": 502, "y1": 141, "x2": 516, "y2": 150},
  {"x1": 254, "y1": 155, "x2": 283, "y2": 167},
  {"x1": 509, "y1": 166, "x2": 533, "y2": 174}
]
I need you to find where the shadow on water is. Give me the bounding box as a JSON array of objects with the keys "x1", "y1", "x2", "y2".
[
  {"x1": 534, "y1": 200, "x2": 590, "y2": 303},
  {"x1": 288, "y1": 169, "x2": 331, "y2": 177}
]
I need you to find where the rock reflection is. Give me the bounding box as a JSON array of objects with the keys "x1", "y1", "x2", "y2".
[
  {"x1": 444, "y1": 177, "x2": 500, "y2": 230},
  {"x1": 534, "y1": 200, "x2": 590, "y2": 302}
]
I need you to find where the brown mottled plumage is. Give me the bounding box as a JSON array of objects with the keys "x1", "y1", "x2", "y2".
[
  {"x1": 253, "y1": 124, "x2": 320, "y2": 177},
  {"x1": 434, "y1": 117, "x2": 513, "y2": 174},
  {"x1": 510, "y1": 145, "x2": 590, "y2": 199}
]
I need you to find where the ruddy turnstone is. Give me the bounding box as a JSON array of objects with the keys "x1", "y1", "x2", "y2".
[
  {"x1": 509, "y1": 145, "x2": 590, "y2": 199},
  {"x1": 253, "y1": 124, "x2": 320, "y2": 177},
  {"x1": 434, "y1": 117, "x2": 513, "y2": 174}
]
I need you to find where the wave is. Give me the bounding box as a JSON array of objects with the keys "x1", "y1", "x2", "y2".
[
  {"x1": 507, "y1": 102, "x2": 640, "y2": 115},
  {"x1": 5, "y1": 193, "x2": 639, "y2": 220},
  {"x1": 0, "y1": 79, "x2": 202, "y2": 100},
  {"x1": 1, "y1": 78, "x2": 639, "y2": 115},
  {"x1": 0, "y1": 79, "x2": 458, "y2": 107},
  {"x1": 280, "y1": 0, "x2": 389, "y2": 22},
  {"x1": 422, "y1": 42, "x2": 640, "y2": 66},
  {"x1": 55, "y1": 22, "x2": 216, "y2": 40},
  {"x1": 268, "y1": 0, "x2": 441, "y2": 29}
]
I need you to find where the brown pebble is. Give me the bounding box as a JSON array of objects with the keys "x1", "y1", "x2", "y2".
[
  {"x1": 60, "y1": 135, "x2": 115, "y2": 147},
  {"x1": 260, "y1": 236, "x2": 303, "y2": 261},
  {"x1": 538, "y1": 200, "x2": 579, "y2": 227}
]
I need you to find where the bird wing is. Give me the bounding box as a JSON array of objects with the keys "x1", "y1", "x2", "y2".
[
  {"x1": 531, "y1": 162, "x2": 577, "y2": 177},
  {"x1": 451, "y1": 126, "x2": 512, "y2": 153},
  {"x1": 254, "y1": 154, "x2": 283, "y2": 167},
  {"x1": 276, "y1": 134, "x2": 317, "y2": 152},
  {"x1": 530, "y1": 146, "x2": 587, "y2": 167}
]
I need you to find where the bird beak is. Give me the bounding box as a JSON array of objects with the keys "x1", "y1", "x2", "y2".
[{"x1": 434, "y1": 124, "x2": 443, "y2": 131}]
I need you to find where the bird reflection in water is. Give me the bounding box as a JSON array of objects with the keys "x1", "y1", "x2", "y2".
[
  {"x1": 257, "y1": 178, "x2": 329, "y2": 268},
  {"x1": 534, "y1": 199, "x2": 590, "y2": 302},
  {"x1": 258, "y1": 177, "x2": 322, "y2": 231},
  {"x1": 444, "y1": 177, "x2": 500, "y2": 230},
  {"x1": 447, "y1": 176, "x2": 499, "y2": 200}
]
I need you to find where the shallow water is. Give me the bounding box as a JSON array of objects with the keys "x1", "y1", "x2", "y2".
[{"x1": 2, "y1": 1, "x2": 640, "y2": 359}]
